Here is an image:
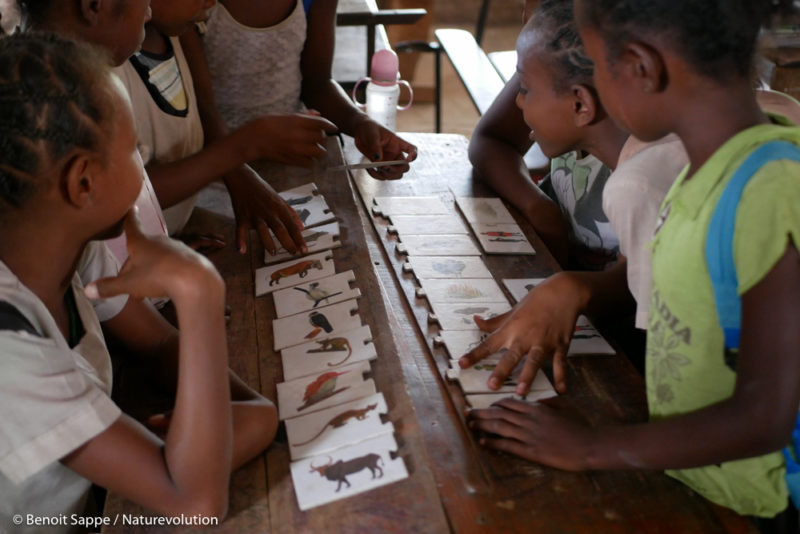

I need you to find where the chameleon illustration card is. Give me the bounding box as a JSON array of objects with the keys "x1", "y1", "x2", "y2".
[
  {"x1": 285, "y1": 392, "x2": 391, "y2": 461},
  {"x1": 465, "y1": 390, "x2": 557, "y2": 410},
  {"x1": 280, "y1": 325, "x2": 377, "y2": 381},
  {"x1": 428, "y1": 301, "x2": 511, "y2": 331},
  {"x1": 402, "y1": 256, "x2": 492, "y2": 280},
  {"x1": 470, "y1": 222, "x2": 536, "y2": 255},
  {"x1": 273, "y1": 270, "x2": 360, "y2": 318},
  {"x1": 416, "y1": 278, "x2": 508, "y2": 305},
  {"x1": 455, "y1": 196, "x2": 516, "y2": 224},
  {"x1": 273, "y1": 299, "x2": 362, "y2": 351},
  {"x1": 386, "y1": 215, "x2": 468, "y2": 236},
  {"x1": 395, "y1": 234, "x2": 481, "y2": 257},
  {"x1": 255, "y1": 251, "x2": 336, "y2": 296},
  {"x1": 372, "y1": 196, "x2": 449, "y2": 217},
  {"x1": 502, "y1": 278, "x2": 548, "y2": 304},
  {"x1": 279, "y1": 182, "x2": 335, "y2": 228},
  {"x1": 277, "y1": 360, "x2": 376, "y2": 420},
  {"x1": 446, "y1": 361, "x2": 553, "y2": 394},
  {"x1": 433, "y1": 330, "x2": 489, "y2": 360},
  {"x1": 264, "y1": 222, "x2": 342, "y2": 265}
]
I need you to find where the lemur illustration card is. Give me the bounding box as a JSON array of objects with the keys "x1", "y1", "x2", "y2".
[
  {"x1": 502, "y1": 278, "x2": 547, "y2": 304},
  {"x1": 416, "y1": 278, "x2": 508, "y2": 305},
  {"x1": 428, "y1": 301, "x2": 511, "y2": 330},
  {"x1": 433, "y1": 330, "x2": 489, "y2": 360},
  {"x1": 273, "y1": 270, "x2": 360, "y2": 318},
  {"x1": 470, "y1": 222, "x2": 536, "y2": 255},
  {"x1": 465, "y1": 390, "x2": 557, "y2": 410},
  {"x1": 279, "y1": 183, "x2": 335, "y2": 228},
  {"x1": 255, "y1": 251, "x2": 335, "y2": 296},
  {"x1": 277, "y1": 360, "x2": 376, "y2": 420},
  {"x1": 403, "y1": 256, "x2": 492, "y2": 280},
  {"x1": 285, "y1": 392, "x2": 391, "y2": 461},
  {"x1": 395, "y1": 235, "x2": 481, "y2": 257},
  {"x1": 455, "y1": 197, "x2": 516, "y2": 224},
  {"x1": 280, "y1": 325, "x2": 377, "y2": 381},
  {"x1": 264, "y1": 222, "x2": 342, "y2": 265},
  {"x1": 273, "y1": 299, "x2": 362, "y2": 351},
  {"x1": 387, "y1": 215, "x2": 468, "y2": 236},
  {"x1": 372, "y1": 196, "x2": 449, "y2": 217},
  {"x1": 290, "y1": 432, "x2": 408, "y2": 511},
  {"x1": 446, "y1": 361, "x2": 553, "y2": 394}
]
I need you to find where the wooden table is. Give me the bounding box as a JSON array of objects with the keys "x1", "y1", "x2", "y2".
[{"x1": 104, "y1": 133, "x2": 757, "y2": 533}]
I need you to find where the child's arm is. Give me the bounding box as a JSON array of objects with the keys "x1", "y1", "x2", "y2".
[{"x1": 468, "y1": 74, "x2": 568, "y2": 265}]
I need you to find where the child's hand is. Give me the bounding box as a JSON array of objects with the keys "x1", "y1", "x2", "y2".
[
  {"x1": 242, "y1": 112, "x2": 339, "y2": 168},
  {"x1": 352, "y1": 118, "x2": 418, "y2": 180},
  {"x1": 223, "y1": 165, "x2": 306, "y2": 255}
]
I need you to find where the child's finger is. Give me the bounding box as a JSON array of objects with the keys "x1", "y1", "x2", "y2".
[
  {"x1": 235, "y1": 221, "x2": 249, "y2": 254},
  {"x1": 515, "y1": 346, "x2": 549, "y2": 396},
  {"x1": 459, "y1": 333, "x2": 501, "y2": 368},
  {"x1": 474, "y1": 311, "x2": 509, "y2": 333},
  {"x1": 487, "y1": 347, "x2": 523, "y2": 390},
  {"x1": 279, "y1": 210, "x2": 307, "y2": 254},
  {"x1": 551, "y1": 348, "x2": 568, "y2": 393},
  {"x1": 84, "y1": 274, "x2": 132, "y2": 300},
  {"x1": 256, "y1": 219, "x2": 277, "y2": 255}
]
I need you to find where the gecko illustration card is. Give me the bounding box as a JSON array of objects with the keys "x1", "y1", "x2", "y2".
[
  {"x1": 502, "y1": 278, "x2": 547, "y2": 303},
  {"x1": 471, "y1": 222, "x2": 535, "y2": 255},
  {"x1": 455, "y1": 196, "x2": 516, "y2": 224},
  {"x1": 277, "y1": 360, "x2": 376, "y2": 420},
  {"x1": 273, "y1": 298, "x2": 362, "y2": 351},
  {"x1": 290, "y1": 432, "x2": 408, "y2": 511},
  {"x1": 395, "y1": 234, "x2": 481, "y2": 256},
  {"x1": 416, "y1": 278, "x2": 508, "y2": 304},
  {"x1": 465, "y1": 390, "x2": 557, "y2": 410},
  {"x1": 386, "y1": 215, "x2": 468, "y2": 236},
  {"x1": 264, "y1": 222, "x2": 342, "y2": 265},
  {"x1": 403, "y1": 256, "x2": 492, "y2": 280},
  {"x1": 255, "y1": 251, "x2": 335, "y2": 296},
  {"x1": 446, "y1": 361, "x2": 553, "y2": 394},
  {"x1": 280, "y1": 325, "x2": 377, "y2": 381},
  {"x1": 434, "y1": 330, "x2": 489, "y2": 360},
  {"x1": 285, "y1": 392, "x2": 391, "y2": 461},
  {"x1": 273, "y1": 270, "x2": 360, "y2": 318},
  {"x1": 428, "y1": 301, "x2": 511, "y2": 330},
  {"x1": 372, "y1": 196, "x2": 449, "y2": 217},
  {"x1": 279, "y1": 183, "x2": 335, "y2": 228}
]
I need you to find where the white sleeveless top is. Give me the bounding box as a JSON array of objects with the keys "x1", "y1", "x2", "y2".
[{"x1": 201, "y1": 0, "x2": 307, "y2": 129}]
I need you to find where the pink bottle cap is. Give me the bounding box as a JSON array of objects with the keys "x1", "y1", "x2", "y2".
[{"x1": 369, "y1": 49, "x2": 399, "y2": 86}]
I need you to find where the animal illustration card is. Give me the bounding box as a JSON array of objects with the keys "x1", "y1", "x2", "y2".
[
  {"x1": 471, "y1": 222, "x2": 536, "y2": 255},
  {"x1": 416, "y1": 278, "x2": 508, "y2": 304},
  {"x1": 372, "y1": 196, "x2": 449, "y2": 217},
  {"x1": 264, "y1": 222, "x2": 342, "y2": 265},
  {"x1": 277, "y1": 360, "x2": 376, "y2": 420},
  {"x1": 273, "y1": 270, "x2": 360, "y2": 318},
  {"x1": 395, "y1": 235, "x2": 481, "y2": 256},
  {"x1": 280, "y1": 325, "x2": 377, "y2": 381},
  {"x1": 433, "y1": 330, "x2": 489, "y2": 360},
  {"x1": 386, "y1": 215, "x2": 468, "y2": 236},
  {"x1": 286, "y1": 392, "x2": 391, "y2": 461},
  {"x1": 279, "y1": 183, "x2": 335, "y2": 228},
  {"x1": 446, "y1": 362, "x2": 553, "y2": 394},
  {"x1": 290, "y1": 432, "x2": 408, "y2": 511},
  {"x1": 455, "y1": 196, "x2": 516, "y2": 224},
  {"x1": 428, "y1": 301, "x2": 511, "y2": 330},
  {"x1": 465, "y1": 390, "x2": 557, "y2": 410},
  {"x1": 255, "y1": 251, "x2": 335, "y2": 296},
  {"x1": 502, "y1": 278, "x2": 547, "y2": 303},
  {"x1": 403, "y1": 256, "x2": 492, "y2": 280},
  {"x1": 273, "y1": 299, "x2": 362, "y2": 351}
]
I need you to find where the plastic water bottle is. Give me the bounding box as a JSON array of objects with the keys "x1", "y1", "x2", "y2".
[{"x1": 353, "y1": 49, "x2": 413, "y2": 132}]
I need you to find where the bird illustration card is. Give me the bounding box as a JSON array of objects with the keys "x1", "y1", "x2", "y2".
[
  {"x1": 280, "y1": 325, "x2": 377, "y2": 381},
  {"x1": 395, "y1": 235, "x2": 480, "y2": 256},
  {"x1": 402, "y1": 256, "x2": 492, "y2": 280},
  {"x1": 273, "y1": 298, "x2": 362, "y2": 351},
  {"x1": 433, "y1": 330, "x2": 489, "y2": 360},
  {"x1": 470, "y1": 222, "x2": 536, "y2": 255},
  {"x1": 286, "y1": 392, "x2": 391, "y2": 461},
  {"x1": 428, "y1": 301, "x2": 511, "y2": 330},
  {"x1": 255, "y1": 251, "x2": 336, "y2": 296},
  {"x1": 277, "y1": 360, "x2": 376, "y2": 420},
  {"x1": 464, "y1": 390, "x2": 557, "y2": 410},
  {"x1": 416, "y1": 278, "x2": 508, "y2": 305},
  {"x1": 372, "y1": 196, "x2": 449, "y2": 217},
  {"x1": 290, "y1": 432, "x2": 408, "y2": 511},
  {"x1": 455, "y1": 197, "x2": 516, "y2": 224},
  {"x1": 502, "y1": 278, "x2": 548, "y2": 304},
  {"x1": 446, "y1": 361, "x2": 553, "y2": 394},
  {"x1": 273, "y1": 270, "x2": 360, "y2": 318},
  {"x1": 264, "y1": 222, "x2": 342, "y2": 265},
  {"x1": 279, "y1": 183, "x2": 335, "y2": 228},
  {"x1": 386, "y1": 215, "x2": 468, "y2": 236}
]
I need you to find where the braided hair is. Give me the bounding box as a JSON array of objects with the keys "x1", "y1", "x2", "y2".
[{"x1": 0, "y1": 32, "x2": 114, "y2": 209}]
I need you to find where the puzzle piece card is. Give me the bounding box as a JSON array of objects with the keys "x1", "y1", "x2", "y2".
[
  {"x1": 281, "y1": 325, "x2": 377, "y2": 381},
  {"x1": 428, "y1": 301, "x2": 511, "y2": 330},
  {"x1": 273, "y1": 299, "x2": 363, "y2": 351},
  {"x1": 290, "y1": 432, "x2": 408, "y2": 511},
  {"x1": 446, "y1": 362, "x2": 554, "y2": 394},
  {"x1": 455, "y1": 197, "x2": 516, "y2": 224},
  {"x1": 387, "y1": 215, "x2": 468, "y2": 236},
  {"x1": 403, "y1": 256, "x2": 492, "y2": 279},
  {"x1": 279, "y1": 183, "x2": 335, "y2": 228},
  {"x1": 286, "y1": 392, "x2": 391, "y2": 461},
  {"x1": 372, "y1": 196, "x2": 449, "y2": 217},
  {"x1": 471, "y1": 222, "x2": 535, "y2": 255},
  {"x1": 277, "y1": 360, "x2": 376, "y2": 420},
  {"x1": 570, "y1": 315, "x2": 616, "y2": 355},
  {"x1": 465, "y1": 390, "x2": 557, "y2": 410},
  {"x1": 255, "y1": 251, "x2": 336, "y2": 296},
  {"x1": 502, "y1": 278, "x2": 547, "y2": 303},
  {"x1": 265, "y1": 222, "x2": 342, "y2": 265},
  {"x1": 396, "y1": 235, "x2": 480, "y2": 256},
  {"x1": 434, "y1": 330, "x2": 489, "y2": 360},
  {"x1": 416, "y1": 278, "x2": 507, "y2": 304},
  {"x1": 273, "y1": 270, "x2": 360, "y2": 318}
]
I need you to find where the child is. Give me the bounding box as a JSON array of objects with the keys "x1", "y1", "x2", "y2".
[
  {"x1": 467, "y1": 0, "x2": 800, "y2": 525},
  {"x1": 0, "y1": 33, "x2": 276, "y2": 529},
  {"x1": 180, "y1": 0, "x2": 418, "y2": 181}
]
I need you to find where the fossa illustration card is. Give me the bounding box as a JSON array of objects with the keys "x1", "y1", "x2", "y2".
[
  {"x1": 403, "y1": 256, "x2": 492, "y2": 280},
  {"x1": 279, "y1": 183, "x2": 335, "y2": 228},
  {"x1": 455, "y1": 196, "x2": 516, "y2": 224},
  {"x1": 372, "y1": 196, "x2": 449, "y2": 217},
  {"x1": 280, "y1": 325, "x2": 377, "y2": 381},
  {"x1": 386, "y1": 215, "x2": 468, "y2": 236},
  {"x1": 273, "y1": 270, "x2": 360, "y2": 318},
  {"x1": 395, "y1": 234, "x2": 481, "y2": 257},
  {"x1": 428, "y1": 301, "x2": 511, "y2": 331},
  {"x1": 273, "y1": 298, "x2": 362, "y2": 351},
  {"x1": 416, "y1": 278, "x2": 508, "y2": 305},
  {"x1": 255, "y1": 251, "x2": 336, "y2": 296},
  {"x1": 265, "y1": 222, "x2": 342, "y2": 265},
  {"x1": 470, "y1": 222, "x2": 535, "y2": 255}
]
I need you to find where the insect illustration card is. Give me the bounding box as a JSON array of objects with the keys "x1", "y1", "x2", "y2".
[
  {"x1": 372, "y1": 196, "x2": 449, "y2": 217},
  {"x1": 396, "y1": 235, "x2": 480, "y2": 256},
  {"x1": 290, "y1": 432, "x2": 408, "y2": 511},
  {"x1": 455, "y1": 197, "x2": 516, "y2": 224},
  {"x1": 277, "y1": 360, "x2": 376, "y2": 420},
  {"x1": 416, "y1": 278, "x2": 508, "y2": 305},
  {"x1": 446, "y1": 362, "x2": 553, "y2": 394},
  {"x1": 279, "y1": 183, "x2": 335, "y2": 228},
  {"x1": 403, "y1": 256, "x2": 492, "y2": 280},
  {"x1": 428, "y1": 301, "x2": 511, "y2": 330},
  {"x1": 502, "y1": 278, "x2": 547, "y2": 303},
  {"x1": 471, "y1": 222, "x2": 535, "y2": 255},
  {"x1": 465, "y1": 390, "x2": 557, "y2": 410},
  {"x1": 434, "y1": 330, "x2": 489, "y2": 360},
  {"x1": 264, "y1": 222, "x2": 342, "y2": 265},
  {"x1": 281, "y1": 325, "x2": 377, "y2": 381},
  {"x1": 273, "y1": 270, "x2": 360, "y2": 318},
  {"x1": 286, "y1": 392, "x2": 391, "y2": 461},
  {"x1": 255, "y1": 251, "x2": 335, "y2": 296},
  {"x1": 273, "y1": 299, "x2": 362, "y2": 351},
  {"x1": 386, "y1": 215, "x2": 468, "y2": 236}
]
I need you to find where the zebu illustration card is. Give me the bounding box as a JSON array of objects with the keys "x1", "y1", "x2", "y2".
[
  {"x1": 387, "y1": 215, "x2": 468, "y2": 236},
  {"x1": 264, "y1": 222, "x2": 342, "y2": 265},
  {"x1": 471, "y1": 222, "x2": 535, "y2": 255},
  {"x1": 277, "y1": 360, "x2": 376, "y2": 420},
  {"x1": 280, "y1": 325, "x2": 376, "y2": 381},
  {"x1": 446, "y1": 361, "x2": 553, "y2": 394},
  {"x1": 465, "y1": 390, "x2": 557, "y2": 410},
  {"x1": 403, "y1": 256, "x2": 492, "y2": 280},
  {"x1": 286, "y1": 392, "x2": 391, "y2": 461},
  {"x1": 395, "y1": 235, "x2": 480, "y2": 257},
  {"x1": 428, "y1": 301, "x2": 510, "y2": 330},
  {"x1": 433, "y1": 330, "x2": 489, "y2": 360},
  {"x1": 455, "y1": 197, "x2": 516, "y2": 224},
  {"x1": 502, "y1": 278, "x2": 547, "y2": 304},
  {"x1": 273, "y1": 270, "x2": 360, "y2": 318},
  {"x1": 255, "y1": 251, "x2": 335, "y2": 296},
  {"x1": 416, "y1": 278, "x2": 508, "y2": 304},
  {"x1": 290, "y1": 432, "x2": 408, "y2": 511},
  {"x1": 273, "y1": 299, "x2": 362, "y2": 351},
  {"x1": 372, "y1": 196, "x2": 449, "y2": 217},
  {"x1": 279, "y1": 183, "x2": 335, "y2": 228}
]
